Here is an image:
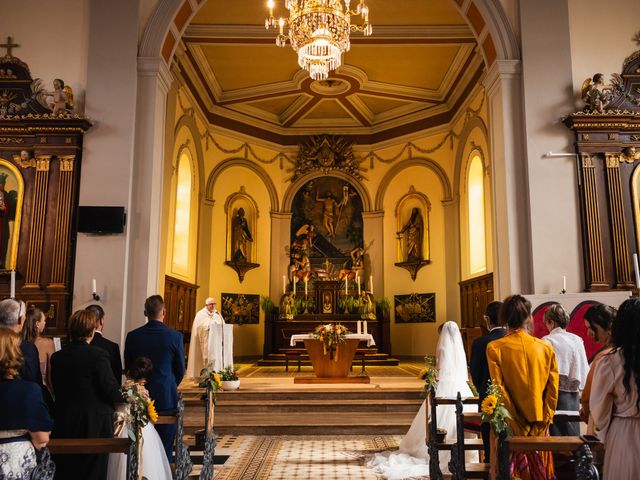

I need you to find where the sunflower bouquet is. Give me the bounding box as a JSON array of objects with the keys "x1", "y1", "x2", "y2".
[
  {"x1": 199, "y1": 362, "x2": 223, "y2": 392},
  {"x1": 480, "y1": 380, "x2": 513, "y2": 435},
  {"x1": 313, "y1": 323, "x2": 349, "y2": 357},
  {"x1": 119, "y1": 380, "x2": 158, "y2": 441},
  {"x1": 418, "y1": 366, "x2": 439, "y2": 396}
]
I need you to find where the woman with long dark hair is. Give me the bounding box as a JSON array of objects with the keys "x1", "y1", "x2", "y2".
[
  {"x1": 21, "y1": 307, "x2": 55, "y2": 394},
  {"x1": 591, "y1": 298, "x2": 640, "y2": 478}
]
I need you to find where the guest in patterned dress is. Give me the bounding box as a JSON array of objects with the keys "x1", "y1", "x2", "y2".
[
  {"x1": 591, "y1": 298, "x2": 640, "y2": 479},
  {"x1": 0, "y1": 328, "x2": 53, "y2": 479}
]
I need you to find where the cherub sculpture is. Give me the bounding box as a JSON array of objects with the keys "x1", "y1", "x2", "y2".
[{"x1": 580, "y1": 73, "x2": 622, "y2": 113}]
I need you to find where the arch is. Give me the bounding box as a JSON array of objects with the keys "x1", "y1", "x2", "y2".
[
  {"x1": 174, "y1": 114, "x2": 205, "y2": 194},
  {"x1": 453, "y1": 115, "x2": 490, "y2": 197},
  {"x1": 140, "y1": 0, "x2": 521, "y2": 67},
  {"x1": 375, "y1": 157, "x2": 453, "y2": 211},
  {"x1": 205, "y1": 158, "x2": 279, "y2": 212},
  {"x1": 282, "y1": 170, "x2": 372, "y2": 212}
]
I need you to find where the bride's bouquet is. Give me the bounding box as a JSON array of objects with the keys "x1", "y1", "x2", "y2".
[
  {"x1": 119, "y1": 380, "x2": 158, "y2": 440},
  {"x1": 418, "y1": 365, "x2": 438, "y2": 396}
]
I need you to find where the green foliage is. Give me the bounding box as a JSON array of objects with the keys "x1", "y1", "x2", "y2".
[
  {"x1": 218, "y1": 366, "x2": 239, "y2": 381},
  {"x1": 375, "y1": 297, "x2": 391, "y2": 315},
  {"x1": 260, "y1": 296, "x2": 274, "y2": 314},
  {"x1": 338, "y1": 295, "x2": 359, "y2": 314}
]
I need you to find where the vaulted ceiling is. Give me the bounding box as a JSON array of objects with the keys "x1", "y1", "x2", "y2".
[{"x1": 177, "y1": 0, "x2": 484, "y2": 145}]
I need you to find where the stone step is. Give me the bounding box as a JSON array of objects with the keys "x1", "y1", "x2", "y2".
[
  {"x1": 184, "y1": 411, "x2": 417, "y2": 436},
  {"x1": 257, "y1": 357, "x2": 400, "y2": 366},
  {"x1": 186, "y1": 398, "x2": 423, "y2": 414},
  {"x1": 182, "y1": 388, "x2": 423, "y2": 403}
]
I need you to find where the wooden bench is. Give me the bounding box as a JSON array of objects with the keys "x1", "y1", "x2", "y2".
[
  {"x1": 448, "y1": 393, "x2": 490, "y2": 480},
  {"x1": 284, "y1": 349, "x2": 303, "y2": 372}
]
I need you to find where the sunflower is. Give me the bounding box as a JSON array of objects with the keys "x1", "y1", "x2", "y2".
[
  {"x1": 213, "y1": 373, "x2": 223, "y2": 389},
  {"x1": 481, "y1": 394, "x2": 498, "y2": 415},
  {"x1": 147, "y1": 399, "x2": 159, "y2": 423},
  {"x1": 418, "y1": 368, "x2": 428, "y2": 380}
]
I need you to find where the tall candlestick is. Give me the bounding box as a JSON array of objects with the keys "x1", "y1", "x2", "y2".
[
  {"x1": 304, "y1": 277, "x2": 308, "y2": 296},
  {"x1": 345, "y1": 277, "x2": 348, "y2": 295},
  {"x1": 10, "y1": 270, "x2": 15, "y2": 298},
  {"x1": 357, "y1": 274, "x2": 361, "y2": 295},
  {"x1": 357, "y1": 320, "x2": 362, "y2": 334},
  {"x1": 363, "y1": 320, "x2": 368, "y2": 334},
  {"x1": 92, "y1": 278, "x2": 97, "y2": 294},
  {"x1": 293, "y1": 278, "x2": 296, "y2": 295},
  {"x1": 282, "y1": 275, "x2": 286, "y2": 294},
  {"x1": 634, "y1": 254, "x2": 640, "y2": 289},
  {"x1": 562, "y1": 275, "x2": 566, "y2": 292},
  {"x1": 369, "y1": 275, "x2": 373, "y2": 295}
]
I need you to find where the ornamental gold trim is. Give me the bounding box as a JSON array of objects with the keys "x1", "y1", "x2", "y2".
[
  {"x1": 605, "y1": 155, "x2": 633, "y2": 286},
  {"x1": 581, "y1": 154, "x2": 606, "y2": 285}
]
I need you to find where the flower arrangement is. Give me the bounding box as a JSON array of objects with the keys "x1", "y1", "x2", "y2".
[
  {"x1": 199, "y1": 362, "x2": 223, "y2": 396},
  {"x1": 418, "y1": 366, "x2": 439, "y2": 396},
  {"x1": 119, "y1": 380, "x2": 157, "y2": 440},
  {"x1": 480, "y1": 380, "x2": 513, "y2": 435},
  {"x1": 313, "y1": 323, "x2": 349, "y2": 356},
  {"x1": 218, "y1": 366, "x2": 239, "y2": 381}
]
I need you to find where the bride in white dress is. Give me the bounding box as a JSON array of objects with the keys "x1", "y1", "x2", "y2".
[
  {"x1": 108, "y1": 357, "x2": 173, "y2": 480},
  {"x1": 367, "y1": 321, "x2": 478, "y2": 479}
]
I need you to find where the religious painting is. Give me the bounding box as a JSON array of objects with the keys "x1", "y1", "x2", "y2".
[
  {"x1": 290, "y1": 177, "x2": 364, "y2": 263},
  {"x1": 221, "y1": 293, "x2": 260, "y2": 325},
  {"x1": 0, "y1": 159, "x2": 23, "y2": 271},
  {"x1": 394, "y1": 293, "x2": 436, "y2": 323}
]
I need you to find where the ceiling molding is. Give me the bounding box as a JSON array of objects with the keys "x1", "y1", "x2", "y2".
[{"x1": 184, "y1": 24, "x2": 476, "y2": 41}]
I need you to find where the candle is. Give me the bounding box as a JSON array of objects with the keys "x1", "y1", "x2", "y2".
[
  {"x1": 92, "y1": 278, "x2": 97, "y2": 294},
  {"x1": 369, "y1": 275, "x2": 373, "y2": 295},
  {"x1": 10, "y1": 270, "x2": 15, "y2": 298},
  {"x1": 634, "y1": 254, "x2": 640, "y2": 289},
  {"x1": 304, "y1": 277, "x2": 308, "y2": 296},
  {"x1": 562, "y1": 275, "x2": 566, "y2": 292},
  {"x1": 293, "y1": 278, "x2": 296, "y2": 295},
  {"x1": 345, "y1": 277, "x2": 348, "y2": 295},
  {"x1": 283, "y1": 275, "x2": 286, "y2": 294},
  {"x1": 357, "y1": 320, "x2": 362, "y2": 334},
  {"x1": 363, "y1": 320, "x2": 368, "y2": 334},
  {"x1": 357, "y1": 274, "x2": 361, "y2": 295}
]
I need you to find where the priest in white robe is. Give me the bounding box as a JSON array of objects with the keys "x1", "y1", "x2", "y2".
[{"x1": 186, "y1": 298, "x2": 234, "y2": 380}]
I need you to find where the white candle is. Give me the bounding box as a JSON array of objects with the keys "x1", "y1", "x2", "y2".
[
  {"x1": 283, "y1": 275, "x2": 286, "y2": 294},
  {"x1": 357, "y1": 320, "x2": 362, "y2": 334},
  {"x1": 357, "y1": 274, "x2": 361, "y2": 295},
  {"x1": 562, "y1": 275, "x2": 566, "y2": 292},
  {"x1": 363, "y1": 320, "x2": 368, "y2": 334},
  {"x1": 92, "y1": 278, "x2": 97, "y2": 294},
  {"x1": 304, "y1": 277, "x2": 308, "y2": 296},
  {"x1": 10, "y1": 270, "x2": 15, "y2": 298},
  {"x1": 369, "y1": 275, "x2": 373, "y2": 295},
  {"x1": 634, "y1": 254, "x2": 640, "y2": 289},
  {"x1": 345, "y1": 277, "x2": 348, "y2": 295},
  {"x1": 293, "y1": 278, "x2": 296, "y2": 295}
]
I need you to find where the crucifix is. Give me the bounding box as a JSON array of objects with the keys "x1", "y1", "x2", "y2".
[{"x1": 1, "y1": 37, "x2": 19, "y2": 57}]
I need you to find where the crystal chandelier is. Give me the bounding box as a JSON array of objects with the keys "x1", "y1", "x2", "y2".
[{"x1": 265, "y1": 0, "x2": 372, "y2": 81}]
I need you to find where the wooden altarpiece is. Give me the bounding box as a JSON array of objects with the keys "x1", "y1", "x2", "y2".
[
  {"x1": 564, "y1": 47, "x2": 640, "y2": 291},
  {"x1": 0, "y1": 50, "x2": 91, "y2": 333}
]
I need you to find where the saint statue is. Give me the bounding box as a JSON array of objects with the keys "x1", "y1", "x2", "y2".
[
  {"x1": 0, "y1": 173, "x2": 16, "y2": 269},
  {"x1": 397, "y1": 208, "x2": 424, "y2": 262},
  {"x1": 232, "y1": 207, "x2": 253, "y2": 263},
  {"x1": 186, "y1": 297, "x2": 234, "y2": 379}
]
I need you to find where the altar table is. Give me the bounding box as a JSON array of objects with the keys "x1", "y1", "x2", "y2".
[{"x1": 290, "y1": 334, "x2": 375, "y2": 383}]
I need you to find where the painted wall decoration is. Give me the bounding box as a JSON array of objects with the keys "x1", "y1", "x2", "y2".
[
  {"x1": 394, "y1": 293, "x2": 436, "y2": 323},
  {"x1": 290, "y1": 176, "x2": 364, "y2": 262},
  {"x1": 0, "y1": 159, "x2": 23, "y2": 270},
  {"x1": 221, "y1": 293, "x2": 260, "y2": 324}
]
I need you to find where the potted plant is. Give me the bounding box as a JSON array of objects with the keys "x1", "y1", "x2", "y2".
[{"x1": 219, "y1": 366, "x2": 240, "y2": 391}]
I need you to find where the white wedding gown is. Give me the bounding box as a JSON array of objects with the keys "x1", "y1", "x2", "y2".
[
  {"x1": 107, "y1": 405, "x2": 173, "y2": 480},
  {"x1": 366, "y1": 322, "x2": 479, "y2": 479}
]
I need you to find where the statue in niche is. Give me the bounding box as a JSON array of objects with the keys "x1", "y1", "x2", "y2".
[
  {"x1": 0, "y1": 172, "x2": 18, "y2": 270},
  {"x1": 397, "y1": 207, "x2": 424, "y2": 262},
  {"x1": 232, "y1": 207, "x2": 253, "y2": 263}
]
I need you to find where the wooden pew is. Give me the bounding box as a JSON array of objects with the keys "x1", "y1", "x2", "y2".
[
  {"x1": 448, "y1": 393, "x2": 490, "y2": 480},
  {"x1": 500, "y1": 435, "x2": 601, "y2": 480},
  {"x1": 157, "y1": 394, "x2": 193, "y2": 480}
]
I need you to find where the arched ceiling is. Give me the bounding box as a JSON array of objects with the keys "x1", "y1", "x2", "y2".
[{"x1": 176, "y1": 0, "x2": 484, "y2": 145}]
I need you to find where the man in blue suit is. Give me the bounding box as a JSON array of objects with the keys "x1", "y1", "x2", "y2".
[
  {"x1": 124, "y1": 295, "x2": 185, "y2": 460},
  {"x1": 469, "y1": 300, "x2": 505, "y2": 462}
]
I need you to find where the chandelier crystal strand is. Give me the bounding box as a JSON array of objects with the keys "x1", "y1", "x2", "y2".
[{"x1": 265, "y1": 0, "x2": 372, "y2": 80}]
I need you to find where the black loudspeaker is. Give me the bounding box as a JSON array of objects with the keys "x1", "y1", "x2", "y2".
[{"x1": 77, "y1": 206, "x2": 126, "y2": 234}]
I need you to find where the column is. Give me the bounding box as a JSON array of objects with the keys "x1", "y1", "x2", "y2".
[
  {"x1": 24, "y1": 156, "x2": 51, "y2": 287},
  {"x1": 49, "y1": 156, "x2": 75, "y2": 286},
  {"x1": 362, "y1": 211, "x2": 384, "y2": 297},
  {"x1": 580, "y1": 154, "x2": 607, "y2": 289}
]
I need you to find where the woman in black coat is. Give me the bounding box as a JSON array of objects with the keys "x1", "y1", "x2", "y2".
[{"x1": 51, "y1": 309, "x2": 121, "y2": 480}]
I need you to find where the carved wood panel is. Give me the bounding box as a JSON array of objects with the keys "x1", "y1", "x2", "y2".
[
  {"x1": 163, "y1": 275, "x2": 199, "y2": 335},
  {"x1": 459, "y1": 272, "x2": 494, "y2": 330}
]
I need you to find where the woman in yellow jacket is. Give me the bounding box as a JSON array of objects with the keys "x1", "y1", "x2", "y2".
[{"x1": 487, "y1": 295, "x2": 559, "y2": 480}]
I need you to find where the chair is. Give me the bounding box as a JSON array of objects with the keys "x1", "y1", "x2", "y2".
[{"x1": 284, "y1": 349, "x2": 303, "y2": 372}]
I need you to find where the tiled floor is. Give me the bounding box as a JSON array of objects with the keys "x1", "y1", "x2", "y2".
[{"x1": 207, "y1": 434, "x2": 401, "y2": 480}]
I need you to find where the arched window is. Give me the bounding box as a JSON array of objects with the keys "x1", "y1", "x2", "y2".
[
  {"x1": 172, "y1": 151, "x2": 193, "y2": 274},
  {"x1": 467, "y1": 153, "x2": 486, "y2": 274}
]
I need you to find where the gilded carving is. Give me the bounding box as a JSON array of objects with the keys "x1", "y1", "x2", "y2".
[
  {"x1": 291, "y1": 135, "x2": 364, "y2": 181},
  {"x1": 35, "y1": 156, "x2": 51, "y2": 171},
  {"x1": 621, "y1": 147, "x2": 640, "y2": 163},
  {"x1": 58, "y1": 155, "x2": 75, "y2": 172},
  {"x1": 581, "y1": 154, "x2": 594, "y2": 168},
  {"x1": 0, "y1": 137, "x2": 23, "y2": 144},
  {"x1": 13, "y1": 150, "x2": 35, "y2": 169},
  {"x1": 583, "y1": 133, "x2": 589, "y2": 141},
  {"x1": 605, "y1": 155, "x2": 620, "y2": 168}
]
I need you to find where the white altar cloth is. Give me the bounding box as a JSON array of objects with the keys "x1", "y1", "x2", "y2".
[{"x1": 290, "y1": 333, "x2": 376, "y2": 347}]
